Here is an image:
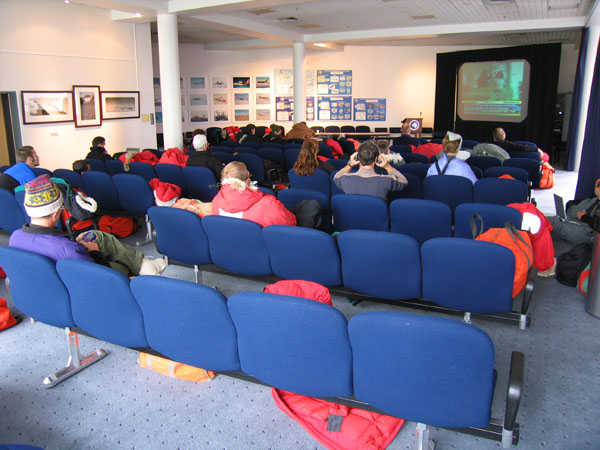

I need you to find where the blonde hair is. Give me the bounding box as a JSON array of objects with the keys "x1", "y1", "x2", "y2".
[
  {"x1": 442, "y1": 135, "x2": 461, "y2": 155},
  {"x1": 220, "y1": 161, "x2": 256, "y2": 191}
]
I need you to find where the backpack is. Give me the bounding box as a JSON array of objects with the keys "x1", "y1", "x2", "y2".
[
  {"x1": 98, "y1": 216, "x2": 136, "y2": 238},
  {"x1": 539, "y1": 162, "x2": 555, "y2": 189},
  {"x1": 556, "y1": 243, "x2": 592, "y2": 287},
  {"x1": 138, "y1": 352, "x2": 215, "y2": 382},
  {"x1": 578, "y1": 262, "x2": 591, "y2": 295},
  {"x1": 474, "y1": 219, "x2": 534, "y2": 298}
]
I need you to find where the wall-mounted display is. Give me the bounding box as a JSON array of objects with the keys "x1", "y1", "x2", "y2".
[
  {"x1": 21, "y1": 91, "x2": 74, "y2": 125},
  {"x1": 189, "y1": 93, "x2": 208, "y2": 106},
  {"x1": 306, "y1": 69, "x2": 316, "y2": 96},
  {"x1": 276, "y1": 96, "x2": 294, "y2": 121},
  {"x1": 234, "y1": 109, "x2": 250, "y2": 121},
  {"x1": 153, "y1": 78, "x2": 161, "y2": 107},
  {"x1": 255, "y1": 108, "x2": 271, "y2": 122},
  {"x1": 275, "y1": 69, "x2": 294, "y2": 95},
  {"x1": 306, "y1": 97, "x2": 315, "y2": 121},
  {"x1": 100, "y1": 91, "x2": 140, "y2": 120},
  {"x1": 256, "y1": 92, "x2": 271, "y2": 105},
  {"x1": 233, "y1": 76, "x2": 251, "y2": 89},
  {"x1": 190, "y1": 109, "x2": 209, "y2": 123},
  {"x1": 317, "y1": 96, "x2": 352, "y2": 121},
  {"x1": 212, "y1": 92, "x2": 229, "y2": 107},
  {"x1": 353, "y1": 98, "x2": 386, "y2": 121},
  {"x1": 189, "y1": 76, "x2": 207, "y2": 90},
  {"x1": 181, "y1": 93, "x2": 186, "y2": 108},
  {"x1": 317, "y1": 70, "x2": 352, "y2": 95},
  {"x1": 155, "y1": 111, "x2": 162, "y2": 124},
  {"x1": 234, "y1": 92, "x2": 250, "y2": 106},
  {"x1": 73, "y1": 85, "x2": 101, "y2": 127},
  {"x1": 212, "y1": 76, "x2": 229, "y2": 89},
  {"x1": 255, "y1": 76, "x2": 270, "y2": 89},
  {"x1": 213, "y1": 109, "x2": 230, "y2": 122}
]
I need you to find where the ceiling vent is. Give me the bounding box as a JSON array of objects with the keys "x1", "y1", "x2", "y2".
[
  {"x1": 249, "y1": 8, "x2": 276, "y2": 15},
  {"x1": 297, "y1": 24, "x2": 321, "y2": 28},
  {"x1": 548, "y1": 2, "x2": 579, "y2": 11},
  {"x1": 482, "y1": 0, "x2": 514, "y2": 4},
  {"x1": 411, "y1": 14, "x2": 436, "y2": 20}
]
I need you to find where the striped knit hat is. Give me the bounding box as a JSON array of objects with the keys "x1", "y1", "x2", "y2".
[{"x1": 24, "y1": 174, "x2": 63, "y2": 218}]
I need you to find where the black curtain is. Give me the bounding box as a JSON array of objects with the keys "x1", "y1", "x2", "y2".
[
  {"x1": 433, "y1": 44, "x2": 561, "y2": 154},
  {"x1": 574, "y1": 36, "x2": 600, "y2": 200},
  {"x1": 566, "y1": 29, "x2": 589, "y2": 171}
]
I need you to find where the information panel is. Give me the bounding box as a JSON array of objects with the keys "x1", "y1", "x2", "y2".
[
  {"x1": 317, "y1": 70, "x2": 352, "y2": 95},
  {"x1": 353, "y1": 98, "x2": 387, "y2": 121},
  {"x1": 276, "y1": 97, "x2": 316, "y2": 121},
  {"x1": 317, "y1": 96, "x2": 352, "y2": 121}
]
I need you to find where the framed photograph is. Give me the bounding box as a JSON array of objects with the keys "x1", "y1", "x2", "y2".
[
  {"x1": 255, "y1": 108, "x2": 272, "y2": 122},
  {"x1": 213, "y1": 108, "x2": 230, "y2": 122},
  {"x1": 234, "y1": 108, "x2": 250, "y2": 122},
  {"x1": 100, "y1": 91, "x2": 140, "y2": 120},
  {"x1": 189, "y1": 76, "x2": 207, "y2": 90},
  {"x1": 233, "y1": 76, "x2": 251, "y2": 89},
  {"x1": 212, "y1": 76, "x2": 228, "y2": 89},
  {"x1": 212, "y1": 92, "x2": 229, "y2": 107},
  {"x1": 73, "y1": 85, "x2": 101, "y2": 127},
  {"x1": 256, "y1": 92, "x2": 271, "y2": 105},
  {"x1": 255, "y1": 76, "x2": 271, "y2": 89},
  {"x1": 234, "y1": 92, "x2": 250, "y2": 106},
  {"x1": 189, "y1": 109, "x2": 209, "y2": 123},
  {"x1": 21, "y1": 91, "x2": 74, "y2": 125},
  {"x1": 189, "y1": 93, "x2": 208, "y2": 106}
]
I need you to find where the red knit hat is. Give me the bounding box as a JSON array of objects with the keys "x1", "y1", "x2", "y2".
[{"x1": 148, "y1": 178, "x2": 181, "y2": 207}]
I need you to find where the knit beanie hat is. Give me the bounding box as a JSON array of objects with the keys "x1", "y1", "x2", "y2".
[
  {"x1": 270, "y1": 124, "x2": 282, "y2": 133},
  {"x1": 148, "y1": 178, "x2": 181, "y2": 207},
  {"x1": 24, "y1": 174, "x2": 63, "y2": 218},
  {"x1": 193, "y1": 134, "x2": 208, "y2": 150}
]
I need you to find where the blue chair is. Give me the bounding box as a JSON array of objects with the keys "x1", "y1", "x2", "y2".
[
  {"x1": 53, "y1": 169, "x2": 86, "y2": 191},
  {"x1": 81, "y1": 171, "x2": 121, "y2": 211},
  {"x1": 311, "y1": 126, "x2": 324, "y2": 133},
  {"x1": 202, "y1": 215, "x2": 271, "y2": 276},
  {"x1": 0, "y1": 247, "x2": 106, "y2": 386},
  {"x1": 318, "y1": 143, "x2": 334, "y2": 159},
  {"x1": 325, "y1": 126, "x2": 341, "y2": 133},
  {"x1": 514, "y1": 140, "x2": 538, "y2": 148},
  {"x1": 258, "y1": 147, "x2": 285, "y2": 170},
  {"x1": 508, "y1": 151, "x2": 540, "y2": 161},
  {"x1": 356, "y1": 125, "x2": 371, "y2": 133},
  {"x1": 402, "y1": 153, "x2": 429, "y2": 164},
  {"x1": 227, "y1": 291, "x2": 353, "y2": 397},
  {"x1": 148, "y1": 206, "x2": 211, "y2": 283},
  {"x1": 234, "y1": 153, "x2": 266, "y2": 186},
  {"x1": 258, "y1": 186, "x2": 275, "y2": 196},
  {"x1": 288, "y1": 168, "x2": 331, "y2": 198},
  {"x1": 0, "y1": 189, "x2": 26, "y2": 232},
  {"x1": 484, "y1": 166, "x2": 529, "y2": 185},
  {"x1": 236, "y1": 146, "x2": 259, "y2": 155},
  {"x1": 182, "y1": 166, "x2": 218, "y2": 202},
  {"x1": 284, "y1": 147, "x2": 301, "y2": 170},
  {"x1": 261, "y1": 142, "x2": 283, "y2": 150},
  {"x1": 278, "y1": 188, "x2": 332, "y2": 232},
  {"x1": 471, "y1": 165, "x2": 484, "y2": 179},
  {"x1": 390, "y1": 144, "x2": 412, "y2": 153},
  {"x1": 454, "y1": 203, "x2": 523, "y2": 239},
  {"x1": 86, "y1": 158, "x2": 107, "y2": 172},
  {"x1": 12, "y1": 189, "x2": 30, "y2": 223},
  {"x1": 32, "y1": 167, "x2": 53, "y2": 177},
  {"x1": 210, "y1": 151, "x2": 234, "y2": 164},
  {"x1": 341, "y1": 125, "x2": 355, "y2": 133},
  {"x1": 112, "y1": 174, "x2": 154, "y2": 244},
  {"x1": 283, "y1": 142, "x2": 302, "y2": 149},
  {"x1": 330, "y1": 170, "x2": 344, "y2": 196},
  {"x1": 474, "y1": 178, "x2": 528, "y2": 205},
  {"x1": 210, "y1": 145, "x2": 235, "y2": 155},
  {"x1": 155, "y1": 163, "x2": 186, "y2": 192},
  {"x1": 468, "y1": 156, "x2": 502, "y2": 172},
  {"x1": 262, "y1": 225, "x2": 342, "y2": 286},
  {"x1": 338, "y1": 230, "x2": 421, "y2": 300},
  {"x1": 129, "y1": 162, "x2": 156, "y2": 182},
  {"x1": 131, "y1": 276, "x2": 240, "y2": 371},
  {"x1": 390, "y1": 199, "x2": 452, "y2": 245},
  {"x1": 398, "y1": 163, "x2": 430, "y2": 180},
  {"x1": 105, "y1": 159, "x2": 126, "y2": 175},
  {"x1": 220, "y1": 141, "x2": 239, "y2": 149},
  {"x1": 327, "y1": 159, "x2": 349, "y2": 170},
  {"x1": 241, "y1": 141, "x2": 260, "y2": 149},
  {"x1": 462, "y1": 139, "x2": 480, "y2": 149},
  {"x1": 0, "y1": 165, "x2": 9, "y2": 172},
  {"x1": 503, "y1": 158, "x2": 541, "y2": 189},
  {"x1": 57, "y1": 258, "x2": 148, "y2": 348},
  {"x1": 331, "y1": 194, "x2": 389, "y2": 232},
  {"x1": 423, "y1": 175, "x2": 473, "y2": 212}
]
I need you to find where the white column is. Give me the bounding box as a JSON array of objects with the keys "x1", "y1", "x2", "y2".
[
  {"x1": 573, "y1": 26, "x2": 600, "y2": 171},
  {"x1": 293, "y1": 42, "x2": 306, "y2": 123},
  {"x1": 157, "y1": 13, "x2": 183, "y2": 151}
]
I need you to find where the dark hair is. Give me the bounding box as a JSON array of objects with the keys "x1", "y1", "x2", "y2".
[
  {"x1": 16, "y1": 145, "x2": 34, "y2": 163},
  {"x1": 92, "y1": 136, "x2": 105, "y2": 147},
  {"x1": 376, "y1": 140, "x2": 390, "y2": 154},
  {"x1": 357, "y1": 141, "x2": 378, "y2": 166},
  {"x1": 72, "y1": 159, "x2": 89, "y2": 174},
  {"x1": 192, "y1": 129, "x2": 205, "y2": 136},
  {"x1": 293, "y1": 139, "x2": 320, "y2": 176}
]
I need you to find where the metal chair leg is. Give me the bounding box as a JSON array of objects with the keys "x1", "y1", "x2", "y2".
[
  {"x1": 414, "y1": 423, "x2": 435, "y2": 450},
  {"x1": 136, "y1": 215, "x2": 153, "y2": 246}
]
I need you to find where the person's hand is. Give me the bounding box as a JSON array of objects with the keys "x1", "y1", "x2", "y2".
[
  {"x1": 348, "y1": 152, "x2": 359, "y2": 167},
  {"x1": 577, "y1": 210, "x2": 587, "y2": 220},
  {"x1": 78, "y1": 239, "x2": 100, "y2": 252},
  {"x1": 375, "y1": 153, "x2": 390, "y2": 168}
]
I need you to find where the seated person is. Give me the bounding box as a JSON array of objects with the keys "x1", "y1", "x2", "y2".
[
  {"x1": 293, "y1": 139, "x2": 335, "y2": 175},
  {"x1": 376, "y1": 140, "x2": 404, "y2": 166},
  {"x1": 491, "y1": 128, "x2": 545, "y2": 159},
  {"x1": 9, "y1": 175, "x2": 166, "y2": 277},
  {"x1": 4, "y1": 145, "x2": 39, "y2": 185},
  {"x1": 333, "y1": 141, "x2": 408, "y2": 201},
  {"x1": 86, "y1": 136, "x2": 112, "y2": 161},
  {"x1": 237, "y1": 124, "x2": 262, "y2": 144},
  {"x1": 393, "y1": 118, "x2": 421, "y2": 147},
  {"x1": 212, "y1": 162, "x2": 321, "y2": 228},
  {"x1": 186, "y1": 134, "x2": 225, "y2": 180},
  {"x1": 263, "y1": 124, "x2": 284, "y2": 143},
  {"x1": 284, "y1": 122, "x2": 315, "y2": 141},
  {"x1": 546, "y1": 178, "x2": 600, "y2": 245},
  {"x1": 426, "y1": 131, "x2": 478, "y2": 184},
  {"x1": 72, "y1": 159, "x2": 90, "y2": 174}
]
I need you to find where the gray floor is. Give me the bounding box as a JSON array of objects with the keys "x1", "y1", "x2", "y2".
[{"x1": 2, "y1": 170, "x2": 600, "y2": 450}]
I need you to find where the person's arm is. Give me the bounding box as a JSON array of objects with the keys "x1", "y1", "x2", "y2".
[
  {"x1": 375, "y1": 154, "x2": 408, "y2": 188},
  {"x1": 334, "y1": 152, "x2": 359, "y2": 178}
]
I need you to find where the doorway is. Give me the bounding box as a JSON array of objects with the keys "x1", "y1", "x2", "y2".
[{"x1": 0, "y1": 92, "x2": 22, "y2": 167}]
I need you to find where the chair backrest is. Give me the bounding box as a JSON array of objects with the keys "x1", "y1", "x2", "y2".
[
  {"x1": 210, "y1": 145, "x2": 235, "y2": 155},
  {"x1": 326, "y1": 159, "x2": 348, "y2": 170},
  {"x1": 318, "y1": 142, "x2": 333, "y2": 159},
  {"x1": 260, "y1": 142, "x2": 283, "y2": 150},
  {"x1": 509, "y1": 151, "x2": 541, "y2": 161},
  {"x1": 284, "y1": 147, "x2": 301, "y2": 170},
  {"x1": 220, "y1": 140, "x2": 239, "y2": 148},
  {"x1": 390, "y1": 144, "x2": 412, "y2": 153},
  {"x1": 227, "y1": 291, "x2": 353, "y2": 397},
  {"x1": 398, "y1": 162, "x2": 430, "y2": 180},
  {"x1": 356, "y1": 125, "x2": 371, "y2": 133},
  {"x1": 513, "y1": 140, "x2": 538, "y2": 148},
  {"x1": 390, "y1": 199, "x2": 452, "y2": 245},
  {"x1": 31, "y1": 167, "x2": 53, "y2": 177},
  {"x1": 105, "y1": 159, "x2": 126, "y2": 176},
  {"x1": 278, "y1": 187, "x2": 332, "y2": 232},
  {"x1": 234, "y1": 153, "x2": 266, "y2": 185},
  {"x1": 0, "y1": 189, "x2": 26, "y2": 232},
  {"x1": 53, "y1": 169, "x2": 86, "y2": 191},
  {"x1": 389, "y1": 127, "x2": 402, "y2": 133},
  {"x1": 503, "y1": 158, "x2": 541, "y2": 188},
  {"x1": 57, "y1": 258, "x2": 148, "y2": 347},
  {"x1": 349, "y1": 310, "x2": 495, "y2": 427},
  {"x1": 0, "y1": 247, "x2": 74, "y2": 327},
  {"x1": 423, "y1": 175, "x2": 473, "y2": 212},
  {"x1": 128, "y1": 162, "x2": 157, "y2": 182},
  {"x1": 202, "y1": 215, "x2": 271, "y2": 276},
  {"x1": 454, "y1": 203, "x2": 523, "y2": 238},
  {"x1": 341, "y1": 125, "x2": 355, "y2": 133},
  {"x1": 338, "y1": 230, "x2": 421, "y2": 299},
  {"x1": 12, "y1": 189, "x2": 30, "y2": 222},
  {"x1": 311, "y1": 126, "x2": 324, "y2": 132},
  {"x1": 113, "y1": 174, "x2": 155, "y2": 215},
  {"x1": 332, "y1": 194, "x2": 389, "y2": 232},
  {"x1": 210, "y1": 151, "x2": 234, "y2": 164},
  {"x1": 288, "y1": 168, "x2": 331, "y2": 197},
  {"x1": 241, "y1": 141, "x2": 260, "y2": 149},
  {"x1": 263, "y1": 225, "x2": 342, "y2": 286},
  {"x1": 131, "y1": 276, "x2": 240, "y2": 371},
  {"x1": 473, "y1": 177, "x2": 528, "y2": 205},
  {"x1": 81, "y1": 171, "x2": 121, "y2": 211},
  {"x1": 0, "y1": 165, "x2": 9, "y2": 172},
  {"x1": 182, "y1": 166, "x2": 218, "y2": 202},
  {"x1": 325, "y1": 125, "x2": 340, "y2": 133},
  {"x1": 422, "y1": 237, "x2": 514, "y2": 313},
  {"x1": 462, "y1": 139, "x2": 480, "y2": 149},
  {"x1": 467, "y1": 155, "x2": 501, "y2": 172},
  {"x1": 236, "y1": 146, "x2": 259, "y2": 155},
  {"x1": 402, "y1": 153, "x2": 429, "y2": 164},
  {"x1": 258, "y1": 148, "x2": 285, "y2": 169},
  {"x1": 148, "y1": 206, "x2": 211, "y2": 265},
  {"x1": 154, "y1": 163, "x2": 186, "y2": 192},
  {"x1": 86, "y1": 158, "x2": 107, "y2": 172},
  {"x1": 484, "y1": 166, "x2": 529, "y2": 184},
  {"x1": 387, "y1": 172, "x2": 422, "y2": 200}
]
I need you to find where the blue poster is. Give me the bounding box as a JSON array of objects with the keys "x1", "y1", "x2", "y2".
[
  {"x1": 276, "y1": 97, "x2": 316, "y2": 121},
  {"x1": 317, "y1": 96, "x2": 352, "y2": 121},
  {"x1": 317, "y1": 70, "x2": 352, "y2": 95},
  {"x1": 353, "y1": 98, "x2": 387, "y2": 121},
  {"x1": 306, "y1": 97, "x2": 315, "y2": 121}
]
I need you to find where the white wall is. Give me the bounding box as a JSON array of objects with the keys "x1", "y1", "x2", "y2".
[{"x1": 0, "y1": 0, "x2": 156, "y2": 171}]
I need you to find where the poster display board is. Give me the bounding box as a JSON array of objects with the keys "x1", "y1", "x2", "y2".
[
  {"x1": 276, "y1": 96, "x2": 294, "y2": 121},
  {"x1": 317, "y1": 96, "x2": 352, "y2": 121},
  {"x1": 353, "y1": 98, "x2": 387, "y2": 121},
  {"x1": 317, "y1": 70, "x2": 352, "y2": 95},
  {"x1": 306, "y1": 97, "x2": 315, "y2": 121}
]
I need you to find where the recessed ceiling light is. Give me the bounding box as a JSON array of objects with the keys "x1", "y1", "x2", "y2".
[
  {"x1": 482, "y1": 0, "x2": 514, "y2": 4},
  {"x1": 135, "y1": 12, "x2": 142, "y2": 17},
  {"x1": 548, "y1": 3, "x2": 579, "y2": 10},
  {"x1": 313, "y1": 43, "x2": 327, "y2": 47},
  {"x1": 249, "y1": 8, "x2": 276, "y2": 15},
  {"x1": 297, "y1": 24, "x2": 321, "y2": 28},
  {"x1": 411, "y1": 14, "x2": 436, "y2": 20}
]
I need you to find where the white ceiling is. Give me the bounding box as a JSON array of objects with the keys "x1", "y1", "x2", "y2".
[{"x1": 68, "y1": 0, "x2": 600, "y2": 49}]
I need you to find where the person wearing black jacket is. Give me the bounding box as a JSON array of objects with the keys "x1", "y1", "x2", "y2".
[
  {"x1": 86, "y1": 136, "x2": 112, "y2": 161},
  {"x1": 492, "y1": 128, "x2": 543, "y2": 156},
  {"x1": 186, "y1": 134, "x2": 225, "y2": 180}
]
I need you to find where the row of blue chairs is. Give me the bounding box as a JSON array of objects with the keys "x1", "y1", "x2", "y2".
[
  {"x1": 0, "y1": 245, "x2": 524, "y2": 448},
  {"x1": 149, "y1": 207, "x2": 535, "y2": 327}
]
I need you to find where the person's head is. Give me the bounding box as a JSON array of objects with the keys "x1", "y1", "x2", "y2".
[
  {"x1": 401, "y1": 119, "x2": 411, "y2": 134},
  {"x1": 357, "y1": 141, "x2": 379, "y2": 166},
  {"x1": 293, "y1": 139, "x2": 320, "y2": 176},
  {"x1": 270, "y1": 124, "x2": 282, "y2": 135},
  {"x1": 220, "y1": 129, "x2": 227, "y2": 139},
  {"x1": 376, "y1": 140, "x2": 390, "y2": 155},
  {"x1": 16, "y1": 146, "x2": 39, "y2": 168},
  {"x1": 221, "y1": 161, "x2": 256, "y2": 191},
  {"x1": 192, "y1": 128, "x2": 205, "y2": 137},
  {"x1": 443, "y1": 131, "x2": 462, "y2": 155},
  {"x1": 192, "y1": 134, "x2": 208, "y2": 151},
  {"x1": 92, "y1": 136, "x2": 105, "y2": 148},
  {"x1": 24, "y1": 174, "x2": 63, "y2": 226},
  {"x1": 493, "y1": 128, "x2": 506, "y2": 141},
  {"x1": 595, "y1": 178, "x2": 600, "y2": 199},
  {"x1": 246, "y1": 124, "x2": 256, "y2": 135},
  {"x1": 72, "y1": 159, "x2": 90, "y2": 174}
]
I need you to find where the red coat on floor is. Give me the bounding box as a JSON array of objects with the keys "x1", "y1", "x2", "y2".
[{"x1": 508, "y1": 202, "x2": 555, "y2": 271}]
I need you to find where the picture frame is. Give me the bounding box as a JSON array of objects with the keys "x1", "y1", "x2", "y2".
[
  {"x1": 213, "y1": 108, "x2": 230, "y2": 122},
  {"x1": 212, "y1": 76, "x2": 228, "y2": 89},
  {"x1": 234, "y1": 92, "x2": 250, "y2": 106},
  {"x1": 233, "y1": 76, "x2": 251, "y2": 89},
  {"x1": 189, "y1": 93, "x2": 208, "y2": 107},
  {"x1": 73, "y1": 85, "x2": 101, "y2": 127},
  {"x1": 100, "y1": 91, "x2": 140, "y2": 120},
  {"x1": 189, "y1": 76, "x2": 207, "y2": 90},
  {"x1": 189, "y1": 109, "x2": 209, "y2": 123},
  {"x1": 21, "y1": 91, "x2": 74, "y2": 125},
  {"x1": 234, "y1": 108, "x2": 250, "y2": 122},
  {"x1": 212, "y1": 92, "x2": 229, "y2": 107}
]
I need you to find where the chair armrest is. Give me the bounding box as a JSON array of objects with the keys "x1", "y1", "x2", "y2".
[
  {"x1": 503, "y1": 351, "x2": 525, "y2": 444},
  {"x1": 520, "y1": 266, "x2": 537, "y2": 314}
]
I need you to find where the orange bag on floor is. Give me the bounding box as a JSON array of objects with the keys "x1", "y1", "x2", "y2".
[
  {"x1": 98, "y1": 216, "x2": 136, "y2": 237},
  {"x1": 539, "y1": 162, "x2": 555, "y2": 189},
  {"x1": 0, "y1": 298, "x2": 18, "y2": 331},
  {"x1": 138, "y1": 352, "x2": 216, "y2": 382}
]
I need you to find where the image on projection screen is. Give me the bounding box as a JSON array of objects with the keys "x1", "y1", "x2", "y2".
[{"x1": 457, "y1": 59, "x2": 530, "y2": 123}]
